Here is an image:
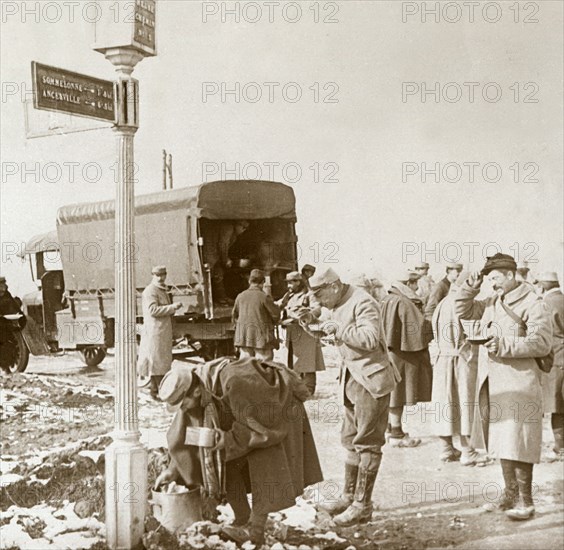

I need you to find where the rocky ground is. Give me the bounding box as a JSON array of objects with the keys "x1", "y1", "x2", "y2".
[{"x1": 0, "y1": 348, "x2": 563, "y2": 549}]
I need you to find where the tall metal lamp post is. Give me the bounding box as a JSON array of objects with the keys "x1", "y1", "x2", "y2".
[{"x1": 93, "y1": 2, "x2": 156, "y2": 548}]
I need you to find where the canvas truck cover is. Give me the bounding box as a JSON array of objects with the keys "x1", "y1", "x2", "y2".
[{"x1": 56, "y1": 180, "x2": 296, "y2": 292}]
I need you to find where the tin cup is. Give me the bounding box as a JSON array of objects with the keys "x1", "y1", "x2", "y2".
[{"x1": 184, "y1": 427, "x2": 216, "y2": 448}]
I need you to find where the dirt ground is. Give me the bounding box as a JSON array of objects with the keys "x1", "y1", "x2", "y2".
[{"x1": 1, "y1": 349, "x2": 563, "y2": 549}]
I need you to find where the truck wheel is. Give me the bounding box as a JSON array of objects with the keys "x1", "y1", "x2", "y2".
[
  {"x1": 1, "y1": 332, "x2": 30, "y2": 374},
  {"x1": 138, "y1": 374, "x2": 151, "y2": 388},
  {"x1": 79, "y1": 346, "x2": 106, "y2": 367}
]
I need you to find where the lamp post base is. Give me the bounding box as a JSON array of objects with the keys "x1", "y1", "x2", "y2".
[{"x1": 105, "y1": 432, "x2": 148, "y2": 549}]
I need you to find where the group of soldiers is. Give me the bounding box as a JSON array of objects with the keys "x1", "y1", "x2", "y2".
[
  {"x1": 137, "y1": 251, "x2": 563, "y2": 544},
  {"x1": 315, "y1": 255, "x2": 562, "y2": 525},
  {"x1": 227, "y1": 253, "x2": 563, "y2": 527}
]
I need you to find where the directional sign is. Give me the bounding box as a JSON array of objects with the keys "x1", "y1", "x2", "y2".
[
  {"x1": 93, "y1": 0, "x2": 156, "y2": 58},
  {"x1": 32, "y1": 62, "x2": 115, "y2": 122},
  {"x1": 134, "y1": 0, "x2": 156, "y2": 53}
]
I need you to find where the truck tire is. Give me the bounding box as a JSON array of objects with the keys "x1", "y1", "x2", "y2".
[
  {"x1": 138, "y1": 373, "x2": 151, "y2": 388},
  {"x1": 1, "y1": 331, "x2": 30, "y2": 374},
  {"x1": 79, "y1": 346, "x2": 106, "y2": 367}
]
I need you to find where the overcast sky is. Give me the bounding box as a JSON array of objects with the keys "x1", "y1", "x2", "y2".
[{"x1": 1, "y1": 0, "x2": 562, "y2": 295}]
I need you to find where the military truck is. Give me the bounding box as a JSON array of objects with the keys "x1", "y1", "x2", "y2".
[{"x1": 18, "y1": 180, "x2": 298, "y2": 371}]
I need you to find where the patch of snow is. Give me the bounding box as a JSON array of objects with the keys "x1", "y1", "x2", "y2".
[
  {"x1": 0, "y1": 502, "x2": 105, "y2": 549},
  {"x1": 277, "y1": 498, "x2": 317, "y2": 531},
  {"x1": 0, "y1": 472, "x2": 23, "y2": 485},
  {"x1": 217, "y1": 503, "x2": 235, "y2": 523},
  {"x1": 0, "y1": 456, "x2": 18, "y2": 474},
  {"x1": 28, "y1": 474, "x2": 50, "y2": 486},
  {"x1": 314, "y1": 531, "x2": 346, "y2": 542},
  {"x1": 78, "y1": 450, "x2": 104, "y2": 462}
]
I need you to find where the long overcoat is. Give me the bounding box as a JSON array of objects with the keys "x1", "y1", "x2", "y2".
[
  {"x1": 431, "y1": 286, "x2": 478, "y2": 436},
  {"x1": 282, "y1": 290, "x2": 325, "y2": 373},
  {"x1": 381, "y1": 288, "x2": 433, "y2": 407},
  {"x1": 167, "y1": 358, "x2": 323, "y2": 515},
  {"x1": 233, "y1": 286, "x2": 280, "y2": 350},
  {"x1": 542, "y1": 289, "x2": 564, "y2": 413},
  {"x1": 425, "y1": 277, "x2": 451, "y2": 320},
  {"x1": 454, "y1": 281, "x2": 553, "y2": 463},
  {"x1": 137, "y1": 283, "x2": 177, "y2": 377}
]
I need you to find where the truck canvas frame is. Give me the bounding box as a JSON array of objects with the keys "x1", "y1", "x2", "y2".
[{"x1": 17, "y1": 180, "x2": 298, "y2": 371}]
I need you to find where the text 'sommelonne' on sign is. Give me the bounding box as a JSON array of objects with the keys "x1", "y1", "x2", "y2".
[{"x1": 32, "y1": 62, "x2": 116, "y2": 122}]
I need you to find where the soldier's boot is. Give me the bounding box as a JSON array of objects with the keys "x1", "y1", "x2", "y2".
[
  {"x1": 333, "y1": 465, "x2": 379, "y2": 526},
  {"x1": 506, "y1": 462, "x2": 535, "y2": 521},
  {"x1": 484, "y1": 459, "x2": 518, "y2": 512},
  {"x1": 319, "y1": 462, "x2": 358, "y2": 516}
]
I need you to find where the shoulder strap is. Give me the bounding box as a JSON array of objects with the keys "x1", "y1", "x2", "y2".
[{"x1": 498, "y1": 298, "x2": 527, "y2": 331}]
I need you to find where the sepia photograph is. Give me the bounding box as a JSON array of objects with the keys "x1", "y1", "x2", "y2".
[{"x1": 0, "y1": 1, "x2": 563, "y2": 548}]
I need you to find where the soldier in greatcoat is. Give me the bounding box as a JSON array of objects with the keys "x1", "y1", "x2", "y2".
[
  {"x1": 455, "y1": 254, "x2": 553, "y2": 521},
  {"x1": 431, "y1": 271, "x2": 488, "y2": 465},
  {"x1": 414, "y1": 261, "x2": 434, "y2": 306},
  {"x1": 533, "y1": 271, "x2": 564, "y2": 459},
  {"x1": 232, "y1": 269, "x2": 280, "y2": 361},
  {"x1": 424, "y1": 262, "x2": 463, "y2": 320},
  {"x1": 137, "y1": 266, "x2": 182, "y2": 399},
  {"x1": 277, "y1": 271, "x2": 325, "y2": 395},
  {"x1": 381, "y1": 270, "x2": 433, "y2": 448}
]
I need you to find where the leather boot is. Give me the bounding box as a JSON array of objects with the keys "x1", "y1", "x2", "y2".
[
  {"x1": 499, "y1": 459, "x2": 519, "y2": 510},
  {"x1": 319, "y1": 463, "x2": 358, "y2": 516},
  {"x1": 506, "y1": 462, "x2": 535, "y2": 521},
  {"x1": 333, "y1": 467, "x2": 378, "y2": 526}
]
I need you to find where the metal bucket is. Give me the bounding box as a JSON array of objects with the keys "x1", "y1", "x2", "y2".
[{"x1": 151, "y1": 487, "x2": 203, "y2": 533}]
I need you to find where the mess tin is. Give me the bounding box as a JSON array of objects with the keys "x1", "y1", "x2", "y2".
[{"x1": 185, "y1": 427, "x2": 216, "y2": 448}]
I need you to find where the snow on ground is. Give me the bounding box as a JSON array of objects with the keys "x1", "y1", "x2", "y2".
[
  {"x1": 1, "y1": 349, "x2": 563, "y2": 549},
  {"x1": 0, "y1": 502, "x2": 104, "y2": 549}
]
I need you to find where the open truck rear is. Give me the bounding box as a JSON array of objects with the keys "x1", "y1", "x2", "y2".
[{"x1": 53, "y1": 179, "x2": 299, "y2": 361}]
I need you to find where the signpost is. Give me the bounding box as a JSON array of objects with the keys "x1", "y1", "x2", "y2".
[
  {"x1": 93, "y1": 2, "x2": 156, "y2": 548},
  {"x1": 30, "y1": 2, "x2": 157, "y2": 548},
  {"x1": 32, "y1": 62, "x2": 115, "y2": 122}
]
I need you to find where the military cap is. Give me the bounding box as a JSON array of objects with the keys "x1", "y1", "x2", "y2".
[
  {"x1": 159, "y1": 366, "x2": 195, "y2": 405},
  {"x1": 481, "y1": 253, "x2": 517, "y2": 275},
  {"x1": 309, "y1": 267, "x2": 341, "y2": 290},
  {"x1": 414, "y1": 262, "x2": 430, "y2": 269},
  {"x1": 151, "y1": 265, "x2": 167, "y2": 275},
  {"x1": 395, "y1": 270, "x2": 421, "y2": 283},
  {"x1": 446, "y1": 262, "x2": 464, "y2": 270},
  {"x1": 286, "y1": 271, "x2": 303, "y2": 282},
  {"x1": 536, "y1": 271, "x2": 559, "y2": 283}
]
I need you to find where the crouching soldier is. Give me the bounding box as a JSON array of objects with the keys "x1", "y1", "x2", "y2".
[
  {"x1": 309, "y1": 268, "x2": 400, "y2": 526},
  {"x1": 155, "y1": 358, "x2": 323, "y2": 546}
]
